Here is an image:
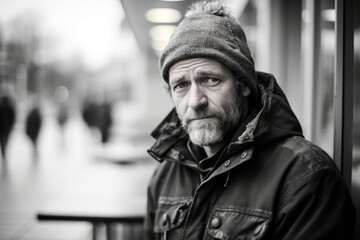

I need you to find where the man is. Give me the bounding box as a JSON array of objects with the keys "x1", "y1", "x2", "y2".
[
  {"x1": 146, "y1": 1, "x2": 355, "y2": 239},
  {"x1": 0, "y1": 85, "x2": 16, "y2": 161}
]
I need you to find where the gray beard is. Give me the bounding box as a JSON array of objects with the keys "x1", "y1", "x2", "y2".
[
  {"x1": 181, "y1": 100, "x2": 243, "y2": 147},
  {"x1": 186, "y1": 117, "x2": 224, "y2": 146}
]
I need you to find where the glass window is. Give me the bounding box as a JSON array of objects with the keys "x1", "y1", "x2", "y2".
[
  {"x1": 301, "y1": 0, "x2": 335, "y2": 157},
  {"x1": 352, "y1": 1, "x2": 360, "y2": 238}
]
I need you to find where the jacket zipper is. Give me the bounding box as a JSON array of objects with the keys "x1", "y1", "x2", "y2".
[
  {"x1": 179, "y1": 146, "x2": 232, "y2": 239},
  {"x1": 179, "y1": 143, "x2": 253, "y2": 239}
]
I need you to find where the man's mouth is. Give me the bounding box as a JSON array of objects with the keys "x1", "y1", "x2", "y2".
[{"x1": 188, "y1": 116, "x2": 215, "y2": 122}]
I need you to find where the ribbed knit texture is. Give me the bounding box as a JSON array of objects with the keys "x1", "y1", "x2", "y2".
[{"x1": 160, "y1": 2, "x2": 258, "y2": 98}]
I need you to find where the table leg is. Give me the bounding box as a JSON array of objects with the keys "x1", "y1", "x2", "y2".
[
  {"x1": 123, "y1": 223, "x2": 137, "y2": 240},
  {"x1": 106, "y1": 223, "x2": 115, "y2": 240},
  {"x1": 92, "y1": 223, "x2": 99, "y2": 240}
]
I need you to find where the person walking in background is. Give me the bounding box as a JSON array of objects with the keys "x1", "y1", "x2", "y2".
[
  {"x1": 82, "y1": 97, "x2": 97, "y2": 131},
  {"x1": 0, "y1": 90, "x2": 16, "y2": 161},
  {"x1": 98, "y1": 100, "x2": 113, "y2": 144},
  {"x1": 25, "y1": 102, "x2": 42, "y2": 158},
  {"x1": 145, "y1": 1, "x2": 355, "y2": 239},
  {"x1": 57, "y1": 103, "x2": 68, "y2": 148},
  {"x1": 81, "y1": 96, "x2": 113, "y2": 144},
  {"x1": 57, "y1": 103, "x2": 68, "y2": 130}
]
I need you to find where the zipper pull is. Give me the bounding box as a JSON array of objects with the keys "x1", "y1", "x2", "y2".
[
  {"x1": 163, "y1": 230, "x2": 168, "y2": 240},
  {"x1": 162, "y1": 214, "x2": 170, "y2": 240},
  {"x1": 172, "y1": 202, "x2": 190, "y2": 224}
]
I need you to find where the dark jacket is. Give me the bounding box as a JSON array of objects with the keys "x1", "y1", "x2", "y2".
[
  {"x1": 146, "y1": 72, "x2": 355, "y2": 240},
  {"x1": 0, "y1": 95, "x2": 16, "y2": 136}
]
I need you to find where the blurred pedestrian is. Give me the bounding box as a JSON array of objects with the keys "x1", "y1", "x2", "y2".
[
  {"x1": 25, "y1": 104, "x2": 42, "y2": 156},
  {"x1": 0, "y1": 94, "x2": 16, "y2": 161},
  {"x1": 97, "y1": 100, "x2": 113, "y2": 144},
  {"x1": 57, "y1": 103, "x2": 68, "y2": 128},
  {"x1": 81, "y1": 97, "x2": 113, "y2": 144},
  {"x1": 57, "y1": 103, "x2": 68, "y2": 148},
  {"x1": 82, "y1": 98, "x2": 100, "y2": 143},
  {"x1": 82, "y1": 99, "x2": 97, "y2": 130}
]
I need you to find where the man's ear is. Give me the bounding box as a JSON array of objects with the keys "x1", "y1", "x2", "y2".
[
  {"x1": 241, "y1": 84, "x2": 251, "y2": 97},
  {"x1": 164, "y1": 84, "x2": 173, "y2": 98}
]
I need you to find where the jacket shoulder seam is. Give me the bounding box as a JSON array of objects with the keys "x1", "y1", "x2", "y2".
[
  {"x1": 278, "y1": 136, "x2": 338, "y2": 209},
  {"x1": 279, "y1": 166, "x2": 333, "y2": 210}
]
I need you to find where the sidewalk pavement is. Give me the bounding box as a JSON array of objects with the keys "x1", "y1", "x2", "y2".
[{"x1": 0, "y1": 112, "x2": 156, "y2": 240}]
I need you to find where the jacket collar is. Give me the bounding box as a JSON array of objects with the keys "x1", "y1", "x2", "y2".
[{"x1": 147, "y1": 108, "x2": 187, "y2": 162}]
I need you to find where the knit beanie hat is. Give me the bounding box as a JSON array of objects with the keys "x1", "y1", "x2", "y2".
[{"x1": 160, "y1": 0, "x2": 258, "y2": 99}]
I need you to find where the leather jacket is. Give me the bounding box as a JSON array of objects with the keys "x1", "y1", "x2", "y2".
[{"x1": 145, "y1": 72, "x2": 356, "y2": 240}]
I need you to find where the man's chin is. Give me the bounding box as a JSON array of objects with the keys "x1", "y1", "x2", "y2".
[{"x1": 188, "y1": 129, "x2": 223, "y2": 147}]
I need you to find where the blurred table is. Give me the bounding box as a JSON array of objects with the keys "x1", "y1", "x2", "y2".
[
  {"x1": 37, "y1": 195, "x2": 146, "y2": 240},
  {"x1": 35, "y1": 156, "x2": 157, "y2": 240}
]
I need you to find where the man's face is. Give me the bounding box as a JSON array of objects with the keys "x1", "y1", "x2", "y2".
[{"x1": 168, "y1": 58, "x2": 250, "y2": 147}]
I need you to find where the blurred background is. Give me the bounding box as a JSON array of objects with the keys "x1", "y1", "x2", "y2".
[{"x1": 0, "y1": 0, "x2": 359, "y2": 239}]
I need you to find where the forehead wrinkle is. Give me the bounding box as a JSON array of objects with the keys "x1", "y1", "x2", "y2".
[
  {"x1": 194, "y1": 61, "x2": 232, "y2": 78},
  {"x1": 195, "y1": 68, "x2": 221, "y2": 77},
  {"x1": 169, "y1": 58, "x2": 233, "y2": 84}
]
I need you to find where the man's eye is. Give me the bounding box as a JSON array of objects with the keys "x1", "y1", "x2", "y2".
[
  {"x1": 173, "y1": 82, "x2": 189, "y2": 92},
  {"x1": 204, "y1": 77, "x2": 221, "y2": 86}
]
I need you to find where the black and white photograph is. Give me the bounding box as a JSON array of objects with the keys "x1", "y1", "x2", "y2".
[{"x1": 0, "y1": 0, "x2": 359, "y2": 239}]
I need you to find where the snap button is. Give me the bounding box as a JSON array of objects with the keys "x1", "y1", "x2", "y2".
[
  {"x1": 210, "y1": 218, "x2": 222, "y2": 229},
  {"x1": 224, "y1": 160, "x2": 231, "y2": 167},
  {"x1": 174, "y1": 152, "x2": 185, "y2": 160},
  {"x1": 254, "y1": 224, "x2": 264, "y2": 236},
  {"x1": 241, "y1": 151, "x2": 247, "y2": 159}
]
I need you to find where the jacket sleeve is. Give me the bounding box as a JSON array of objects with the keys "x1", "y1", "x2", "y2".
[
  {"x1": 144, "y1": 184, "x2": 156, "y2": 240},
  {"x1": 270, "y1": 168, "x2": 356, "y2": 240}
]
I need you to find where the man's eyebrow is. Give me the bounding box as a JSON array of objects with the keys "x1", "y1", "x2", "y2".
[{"x1": 169, "y1": 75, "x2": 185, "y2": 86}]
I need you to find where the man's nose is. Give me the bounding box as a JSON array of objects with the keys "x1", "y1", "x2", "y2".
[{"x1": 187, "y1": 84, "x2": 207, "y2": 110}]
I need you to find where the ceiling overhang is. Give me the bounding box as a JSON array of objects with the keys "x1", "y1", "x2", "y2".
[{"x1": 120, "y1": 0, "x2": 198, "y2": 60}]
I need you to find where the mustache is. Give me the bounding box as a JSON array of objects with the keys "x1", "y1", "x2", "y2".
[{"x1": 183, "y1": 108, "x2": 223, "y2": 124}]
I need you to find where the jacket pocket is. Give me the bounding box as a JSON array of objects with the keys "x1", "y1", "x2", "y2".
[
  {"x1": 206, "y1": 206, "x2": 272, "y2": 240},
  {"x1": 154, "y1": 197, "x2": 192, "y2": 239}
]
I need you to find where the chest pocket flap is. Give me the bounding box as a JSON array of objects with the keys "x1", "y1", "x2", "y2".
[
  {"x1": 206, "y1": 206, "x2": 272, "y2": 240},
  {"x1": 154, "y1": 197, "x2": 191, "y2": 233}
]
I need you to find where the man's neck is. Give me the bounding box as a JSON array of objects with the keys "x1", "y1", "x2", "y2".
[{"x1": 203, "y1": 143, "x2": 224, "y2": 157}]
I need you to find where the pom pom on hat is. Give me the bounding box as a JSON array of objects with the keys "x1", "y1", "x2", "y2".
[{"x1": 160, "y1": 0, "x2": 258, "y2": 99}]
